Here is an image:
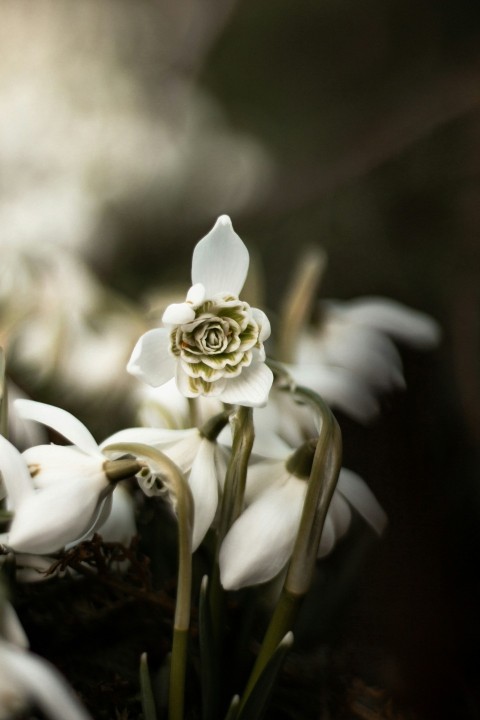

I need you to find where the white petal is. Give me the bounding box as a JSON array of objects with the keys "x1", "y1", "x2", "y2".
[
  {"x1": 219, "y1": 477, "x2": 305, "y2": 590},
  {"x1": 23, "y1": 445, "x2": 105, "y2": 488},
  {"x1": 3, "y1": 603, "x2": 29, "y2": 649},
  {"x1": 162, "y1": 302, "x2": 195, "y2": 325},
  {"x1": 0, "y1": 643, "x2": 93, "y2": 720},
  {"x1": 315, "y1": 323, "x2": 405, "y2": 390},
  {"x1": 317, "y1": 514, "x2": 336, "y2": 558},
  {"x1": 243, "y1": 460, "x2": 286, "y2": 505},
  {"x1": 96, "y1": 485, "x2": 136, "y2": 546},
  {"x1": 191, "y1": 215, "x2": 250, "y2": 297},
  {"x1": 339, "y1": 297, "x2": 441, "y2": 348},
  {"x1": 127, "y1": 328, "x2": 175, "y2": 388},
  {"x1": 8, "y1": 475, "x2": 111, "y2": 554},
  {"x1": 101, "y1": 427, "x2": 194, "y2": 453},
  {"x1": 337, "y1": 468, "x2": 387, "y2": 535},
  {"x1": 14, "y1": 400, "x2": 102, "y2": 458},
  {"x1": 188, "y1": 439, "x2": 218, "y2": 551},
  {"x1": 0, "y1": 435, "x2": 34, "y2": 508},
  {"x1": 251, "y1": 307, "x2": 271, "y2": 342},
  {"x1": 287, "y1": 364, "x2": 380, "y2": 423},
  {"x1": 186, "y1": 283, "x2": 206, "y2": 305},
  {"x1": 219, "y1": 362, "x2": 273, "y2": 408}
]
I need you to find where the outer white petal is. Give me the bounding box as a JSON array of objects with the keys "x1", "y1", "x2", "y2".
[
  {"x1": 0, "y1": 435, "x2": 34, "y2": 508},
  {"x1": 8, "y1": 474, "x2": 111, "y2": 554},
  {"x1": 127, "y1": 328, "x2": 175, "y2": 388},
  {"x1": 2, "y1": 603, "x2": 29, "y2": 649},
  {"x1": 96, "y1": 485, "x2": 137, "y2": 546},
  {"x1": 0, "y1": 643, "x2": 93, "y2": 720},
  {"x1": 243, "y1": 460, "x2": 286, "y2": 505},
  {"x1": 219, "y1": 477, "x2": 305, "y2": 590},
  {"x1": 191, "y1": 215, "x2": 250, "y2": 297},
  {"x1": 22, "y1": 445, "x2": 106, "y2": 488},
  {"x1": 162, "y1": 302, "x2": 195, "y2": 325},
  {"x1": 287, "y1": 364, "x2": 380, "y2": 422},
  {"x1": 101, "y1": 427, "x2": 195, "y2": 453},
  {"x1": 337, "y1": 468, "x2": 387, "y2": 535},
  {"x1": 317, "y1": 514, "x2": 336, "y2": 558},
  {"x1": 14, "y1": 400, "x2": 102, "y2": 458},
  {"x1": 315, "y1": 323, "x2": 405, "y2": 390},
  {"x1": 188, "y1": 439, "x2": 219, "y2": 551},
  {"x1": 218, "y1": 362, "x2": 273, "y2": 408},
  {"x1": 335, "y1": 297, "x2": 441, "y2": 348}
]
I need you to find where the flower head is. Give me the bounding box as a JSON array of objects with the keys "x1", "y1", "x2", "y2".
[
  {"x1": 128, "y1": 215, "x2": 273, "y2": 407},
  {"x1": 219, "y1": 451, "x2": 387, "y2": 591}
]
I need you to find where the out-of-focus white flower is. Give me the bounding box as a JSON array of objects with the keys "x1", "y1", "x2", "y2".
[
  {"x1": 102, "y1": 425, "x2": 228, "y2": 550},
  {"x1": 288, "y1": 296, "x2": 441, "y2": 423},
  {"x1": 134, "y1": 378, "x2": 223, "y2": 430},
  {"x1": 128, "y1": 216, "x2": 273, "y2": 407},
  {"x1": 219, "y1": 455, "x2": 387, "y2": 591},
  {"x1": 0, "y1": 602, "x2": 92, "y2": 720},
  {"x1": 0, "y1": 400, "x2": 139, "y2": 555}
]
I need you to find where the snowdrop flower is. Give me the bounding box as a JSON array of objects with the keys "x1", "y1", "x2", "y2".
[
  {"x1": 288, "y1": 297, "x2": 440, "y2": 423},
  {"x1": 128, "y1": 215, "x2": 273, "y2": 407},
  {"x1": 102, "y1": 421, "x2": 229, "y2": 550},
  {"x1": 134, "y1": 378, "x2": 223, "y2": 430},
  {"x1": 1, "y1": 400, "x2": 140, "y2": 555},
  {"x1": 219, "y1": 450, "x2": 387, "y2": 590},
  {"x1": 0, "y1": 602, "x2": 92, "y2": 720}
]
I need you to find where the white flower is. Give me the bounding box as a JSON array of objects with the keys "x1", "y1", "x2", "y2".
[
  {"x1": 1, "y1": 400, "x2": 139, "y2": 555},
  {"x1": 288, "y1": 296, "x2": 441, "y2": 423},
  {"x1": 128, "y1": 215, "x2": 273, "y2": 407},
  {"x1": 219, "y1": 457, "x2": 387, "y2": 591},
  {"x1": 102, "y1": 425, "x2": 228, "y2": 551},
  {"x1": 0, "y1": 604, "x2": 92, "y2": 720}
]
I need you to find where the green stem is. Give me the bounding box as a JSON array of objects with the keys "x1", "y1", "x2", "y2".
[
  {"x1": 102, "y1": 442, "x2": 193, "y2": 720},
  {"x1": 237, "y1": 385, "x2": 342, "y2": 711}
]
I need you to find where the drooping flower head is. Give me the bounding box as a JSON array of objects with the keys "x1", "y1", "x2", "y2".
[{"x1": 128, "y1": 216, "x2": 273, "y2": 407}]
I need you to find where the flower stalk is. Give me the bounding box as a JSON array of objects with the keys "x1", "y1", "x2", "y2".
[
  {"x1": 238, "y1": 384, "x2": 342, "y2": 709},
  {"x1": 102, "y1": 442, "x2": 193, "y2": 720}
]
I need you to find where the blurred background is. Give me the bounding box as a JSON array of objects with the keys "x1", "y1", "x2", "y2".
[{"x1": 1, "y1": 0, "x2": 480, "y2": 718}]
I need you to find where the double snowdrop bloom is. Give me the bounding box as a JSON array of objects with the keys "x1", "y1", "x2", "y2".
[
  {"x1": 0, "y1": 400, "x2": 140, "y2": 555},
  {"x1": 128, "y1": 215, "x2": 273, "y2": 407},
  {"x1": 102, "y1": 421, "x2": 229, "y2": 550},
  {"x1": 219, "y1": 450, "x2": 387, "y2": 591},
  {"x1": 288, "y1": 297, "x2": 440, "y2": 423},
  {"x1": 0, "y1": 602, "x2": 92, "y2": 720}
]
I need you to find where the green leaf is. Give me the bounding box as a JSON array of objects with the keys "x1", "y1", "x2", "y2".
[
  {"x1": 236, "y1": 632, "x2": 294, "y2": 720},
  {"x1": 223, "y1": 695, "x2": 240, "y2": 720},
  {"x1": 139, "y1": 652, "x2": 158, "y2": 720},
  {"x1": 199, "y1": 575, "x2": 220, "y2": 720}
]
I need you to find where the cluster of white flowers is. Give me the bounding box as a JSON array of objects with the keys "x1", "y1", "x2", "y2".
[{"x1": 0, "y1": 215, "x2": 439, "y2": 596}]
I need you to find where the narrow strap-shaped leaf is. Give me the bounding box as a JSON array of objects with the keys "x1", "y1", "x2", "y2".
[
  {"x1": 223, "y1": 695, "x2": 240, "y2": 720},
  {"x1": 140, "y1": 652, "x2": 158, "y2": 720},
  {"x1": 199, "y1": 576, "x2": 220, "y2": 720},
  {"x1": 236, "y1": 632, "x2": 294, "y2": 720}
]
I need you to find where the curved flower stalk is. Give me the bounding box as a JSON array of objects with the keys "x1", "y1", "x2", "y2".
[
  {"x1": 128, "y1": 215, "x2": 273, "y2": 407},
  {"x1": 219, "y1": 456, "x2": 387, "y2": 591},
  {"x1": 287, "y1": 296, "x2": 440, "y2": 423},
  {"x1": 0, "y1": 602, "x2": 92, "y2": 720},
  {"x1": 102, "y1": 419, "x2": 229, "y2": 551},
  {"x1": 1, "y1": 400, "x2": 141, "y2": 555}
]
